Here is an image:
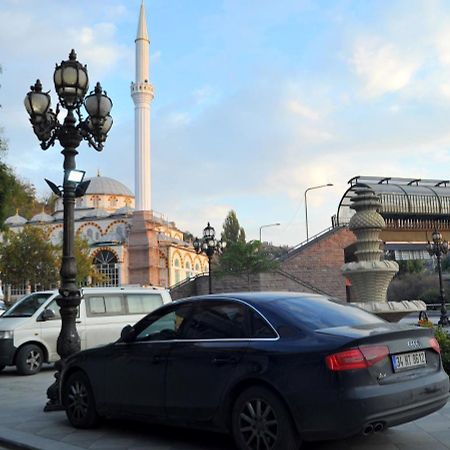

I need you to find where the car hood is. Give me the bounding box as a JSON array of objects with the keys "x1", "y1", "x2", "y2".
[
  {"x1": 315, "y1": 322, "x2": 430, "y2": 341},
  {"x1": 0, "y1": 316, "x2": 32, "y2": 330}
]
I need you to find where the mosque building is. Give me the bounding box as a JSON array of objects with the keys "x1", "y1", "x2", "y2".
[{"x1": 4, "y1": 2, "x2": 208, "y2": 289}]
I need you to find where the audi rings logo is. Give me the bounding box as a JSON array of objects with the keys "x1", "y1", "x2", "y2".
[{"x1": 407, "y1": 340, "x2": 420, "y2": 349}]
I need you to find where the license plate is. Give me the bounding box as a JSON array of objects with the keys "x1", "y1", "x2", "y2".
[{"x1": 392, "y1": 351, "x2": 426, "y2": 372}]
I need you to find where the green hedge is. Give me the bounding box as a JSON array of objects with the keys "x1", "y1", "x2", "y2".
[{"x1": 434, "y1": 327, "x2": 450, "y2": 374}]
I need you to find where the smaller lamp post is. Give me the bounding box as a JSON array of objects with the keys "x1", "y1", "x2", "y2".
[
  {"x1": 427, "y1": 229, "x2": 450, "y2": 326},
  {"x1": 193, "y1": 223, "x2": 226, "y2": 294},
  {"x1": 259, "y1": 222, "x2": 280, "y2": 242},
  {"x1": 304, "y1": 183, "x2": 333, "y2": 241}
]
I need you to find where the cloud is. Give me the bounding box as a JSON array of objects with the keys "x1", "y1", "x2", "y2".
[
  {"x1": 286, "y1": 100, "x2": 320, "y2": 120},
  {"x1": 350, "y1": 37, "x2": 421, "y2": 97}
]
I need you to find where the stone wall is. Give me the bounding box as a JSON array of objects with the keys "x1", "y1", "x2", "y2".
[{"x1": 171, "y1": 227, "x2": 356, "y2": 301}]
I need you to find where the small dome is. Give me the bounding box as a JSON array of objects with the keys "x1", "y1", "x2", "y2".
[
  {"x1": 81, "y1": 208, "x2": 110, "y2": 219},
  {"x1": 29, "y1": 211, "x2": 54, "y2": 223},
  {"x1": 5, "y1": 212, "x2": 27, "y2": 226},
  {"x1": 114, "y1": 205, "x2": 135, "y2": 216},
  {"x1": 85, "y1": 176, "x2": 133, "y2": 197}
]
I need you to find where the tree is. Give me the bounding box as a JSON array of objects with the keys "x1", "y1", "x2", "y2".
[
  {"x1": 216, "y1": 240, "x2": 279, "y2": 286},
  {"x1": 221, "y1": 210, "x2": 246, "y2": 244},
  {"x1": 71, "y1": 235, "x2": 104, "y2": 286},
  {"x1": 0, "y1": 226, "x2": 59, "y2": 290},
  {"x1": 0, "y1": 66, "x2": 39, "y2": 226}
]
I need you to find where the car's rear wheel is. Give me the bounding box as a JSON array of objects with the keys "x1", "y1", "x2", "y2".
[
  {"x1": 231, "y1": 386, "x2": 300, "y2": 450},
  {"x1": 16, "y1": 344, "x2": 43, "y2": 375},
  {"x1": 63, "y1": 371, "x2": 100, "y2": 429}
]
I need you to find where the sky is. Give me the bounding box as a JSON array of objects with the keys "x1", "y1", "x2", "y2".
[{"x1": 2, "y1": 0, "x2": 450, "y2": 246}]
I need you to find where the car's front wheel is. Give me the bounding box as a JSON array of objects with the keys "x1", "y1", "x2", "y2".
[
  {"x1": 16, "y1": 344, "x2": 43, "y2": 375},
  {"x1": 232, "y1": 386, "x2": 300, "y2": 450},
  {"x1": 63, "y1": 371, "x2": 100, "y2": 429}
]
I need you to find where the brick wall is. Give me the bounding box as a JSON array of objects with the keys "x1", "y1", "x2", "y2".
[{"x1": 170, "y1": 227, "x2": 356, "y2": 301}]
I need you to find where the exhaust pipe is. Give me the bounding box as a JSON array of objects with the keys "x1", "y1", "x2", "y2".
[
  {"x1": 373, "y1": 422, "x2": 384, "y2": 433},
  {"x1": 363, "y1": 424, "x2": 374, "y2": 435}
]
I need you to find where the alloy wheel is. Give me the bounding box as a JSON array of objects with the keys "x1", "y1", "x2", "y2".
[
  {"x1": 67, "y1": 380, "x2": 89, "y2": 422},
  {"x1": 25, "y1": 349, "x2": 41, "y2": 371},
  {"x1": 238, "y1": 397, "x2": 279, "y2": 450}
]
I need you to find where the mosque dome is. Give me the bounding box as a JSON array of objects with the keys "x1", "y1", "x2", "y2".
[
  {"x1": 85, "y1": 176, "x2": 133, "y2": 197},
  {"x1": 5, "y1": 212, "x2": 27, "y2": 226},
  {"x1": 29, "y1": 211, "x2": 54, "y2": 224}
]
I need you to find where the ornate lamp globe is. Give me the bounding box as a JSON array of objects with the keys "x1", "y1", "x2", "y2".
[
  {"x1": 203, "y1": 222, "x2": 215, "y2": 240},
  {"x1": 24, "y1": 80, "x2": 51, "y2": 124},
  {"x1": 53, "y1": 49, "x2": 89, "y2": 108}
]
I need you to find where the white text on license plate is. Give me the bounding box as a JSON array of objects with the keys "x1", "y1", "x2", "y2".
[{"x1": 392, "y1": 351, "x2": 426, "y2": 372}]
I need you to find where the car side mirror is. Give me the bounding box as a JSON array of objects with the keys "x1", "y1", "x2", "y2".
[
  {"x1": 39, "y1": 309, "x2": 56, "y2": 321},
  {"x1": 120, "y1": 325, "x2": 136, "y2": 343}
]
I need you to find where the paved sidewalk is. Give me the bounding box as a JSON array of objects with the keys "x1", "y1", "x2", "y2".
[{"x1": 1, "y1": 367, "x2": 450, "y2": 450}]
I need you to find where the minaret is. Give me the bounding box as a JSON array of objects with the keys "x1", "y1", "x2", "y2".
[
  {"x1": 128, "y1": 1, "x2": 159, "y2": 287},
  {"x1": 131, "y1": 1, "x2": 154, "y2": 211}
]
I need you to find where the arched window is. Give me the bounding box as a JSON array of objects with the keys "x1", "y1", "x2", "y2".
[
  {"x1": 185, "y1": 261, "x2": 191, "y2": 279},
  {"x1": 174, "y1": 258, "x2": 181, "y2": 284},
  {"x1": 93, "y1": 250, "x2": 119, "y2": 286}
]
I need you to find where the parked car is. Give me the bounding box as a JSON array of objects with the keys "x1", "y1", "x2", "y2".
[
  {"x1": 0, "y1": 286, "x2": 171, "y2": 375},
  {"x1": 60, "y1": 292, "x2": 449, "y2": 449}
]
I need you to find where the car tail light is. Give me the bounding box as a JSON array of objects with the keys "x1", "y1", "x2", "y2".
[
  {"x1": 325, "y1": 345, "x2": 389, "y2": 371},
  {"x1": 429, "y1": 337, "x2": 441, "y2": 354}
]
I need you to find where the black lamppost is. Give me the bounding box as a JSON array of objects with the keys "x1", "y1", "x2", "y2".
[
  {"x1": 426, "y1": 229, "x2": 449, "y2": 326},
  {"x1": 24, "y1": 50, "x2": 113, "y2": 410},
  {"x1": 193, "y1": 223, "x2": 226, "y2": 294}
]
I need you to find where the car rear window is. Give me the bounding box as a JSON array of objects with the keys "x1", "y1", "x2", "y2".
[{"x1": 270, "y1": 296, "x2": 384, "y2": 331}]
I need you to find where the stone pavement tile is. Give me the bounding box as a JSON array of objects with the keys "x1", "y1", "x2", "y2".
[
  {"x1": 88, "y1": 437, "x2": 139, "y2": 449},
  {"x1": 430, "y1": 429, "x2": 450, "y2": 448}
]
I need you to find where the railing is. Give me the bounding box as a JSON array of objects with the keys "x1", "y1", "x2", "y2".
[
  {"x1": 275, "y1": 269, "x2": 332, "y2": 296},
  {"x1": 169, "y1": 272, "x2": 208, "y2": 291},
  {"x1": 279, "y1": 225, "x2": 344, "y2": 260}
]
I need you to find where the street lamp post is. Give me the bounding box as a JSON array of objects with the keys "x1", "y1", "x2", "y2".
[
  {"x1": 426, "y1": 229, "x2": 450, "y2": 326},
  {"x1": 304, "y1": 183, "x2": 333, "y2": 241},
  {"x1": 193, "y1": 223, "x2": 226, "y2": 294},
  {"x1": 25, "y1": 50, "x2": 113, "y2": 410},
  {"x1": 259, "y1": 223, "x2": 280, "y2": 242}
]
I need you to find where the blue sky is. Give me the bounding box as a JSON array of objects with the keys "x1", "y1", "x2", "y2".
[{"x1": 2, "y1": 0, "x2": 450, "y2": 245}]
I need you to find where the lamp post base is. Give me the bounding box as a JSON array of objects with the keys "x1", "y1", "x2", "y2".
[
  {"x1": 438, "y1": 313, "x2": 450, "y2": 327},
  {"x1": 44, "y1": 360, "x2": 65, "y2": 412}
]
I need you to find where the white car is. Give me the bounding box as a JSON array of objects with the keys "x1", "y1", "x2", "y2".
[{"x1": 0, "y1": 300, "x2": 5, "y2": 317}]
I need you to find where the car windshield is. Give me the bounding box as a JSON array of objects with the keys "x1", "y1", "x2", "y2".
[
  {"x1": 2, "y1": 293, "x2": 53, "y2": 318},
  {"x1": 269, "y1": 296, "x2": 384, "y2": 331}
]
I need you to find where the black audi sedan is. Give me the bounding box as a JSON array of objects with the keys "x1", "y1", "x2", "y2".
[{"x1": 60, "y1": 292, "x2": 449, "y2": 450}]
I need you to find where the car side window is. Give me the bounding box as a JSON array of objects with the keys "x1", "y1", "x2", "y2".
[
  {"x1": 44, "y1": 299, "x2": 61, "y2": 320},
  {"x1": 126, "y1": 294, "x2": 163, "y2": 314},
  {"x1": 44, "y1": 299, "x2": 80, "y2": 320},
  {"x1": 86, "y1": 295, "x2": 125, "y2": 316},
  {"x1": 251, "y1": 310, "x2": 277, "y2": 338},
  {"x1": 180, "y1": 301, "x2": 250, "y2": 340},
  {"x1": 135, "y1": 304, "x2": 192, "y2": 341}
]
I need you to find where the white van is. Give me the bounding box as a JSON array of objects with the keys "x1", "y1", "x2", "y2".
[{"x1": 0, "y1": 286, "x2": 171, "y2": 375}]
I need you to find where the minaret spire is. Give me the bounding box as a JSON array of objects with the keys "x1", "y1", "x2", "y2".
[{"x1": 131, "y1": 0, "x2": 154, "y2": 212}]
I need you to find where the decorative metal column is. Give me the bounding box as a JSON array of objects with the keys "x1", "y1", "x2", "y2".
[
  {"x1": 193, "y1": 223, "x2": 226, "y2": 294},
  {"x1": 24, "y1": 50, "x2": 113, "y2": 410}
]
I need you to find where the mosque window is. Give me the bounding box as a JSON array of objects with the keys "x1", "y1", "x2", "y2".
[
  {"x1": 195, "y1": 263, "x2": 200, "y2": 272},
  {"x1": 185, "y1": 261, "x2": 191, "y2": 279},
  {"x1": 93, "y1": 250, "x2": 119, "y2": 287}
]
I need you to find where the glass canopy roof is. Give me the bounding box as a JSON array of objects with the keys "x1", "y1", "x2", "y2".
[{"x1": 337, "y1": 176, "x2": 450, "y2": 225}]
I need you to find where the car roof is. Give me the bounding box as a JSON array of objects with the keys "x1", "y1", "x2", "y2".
[{"x1": 177, "y1": 291, "x2": 327, "y2": 306}]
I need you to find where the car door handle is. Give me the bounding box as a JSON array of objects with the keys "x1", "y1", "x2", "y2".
[{"x1": 212, "y1": 356, "x2": 238, "y2": 366}]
